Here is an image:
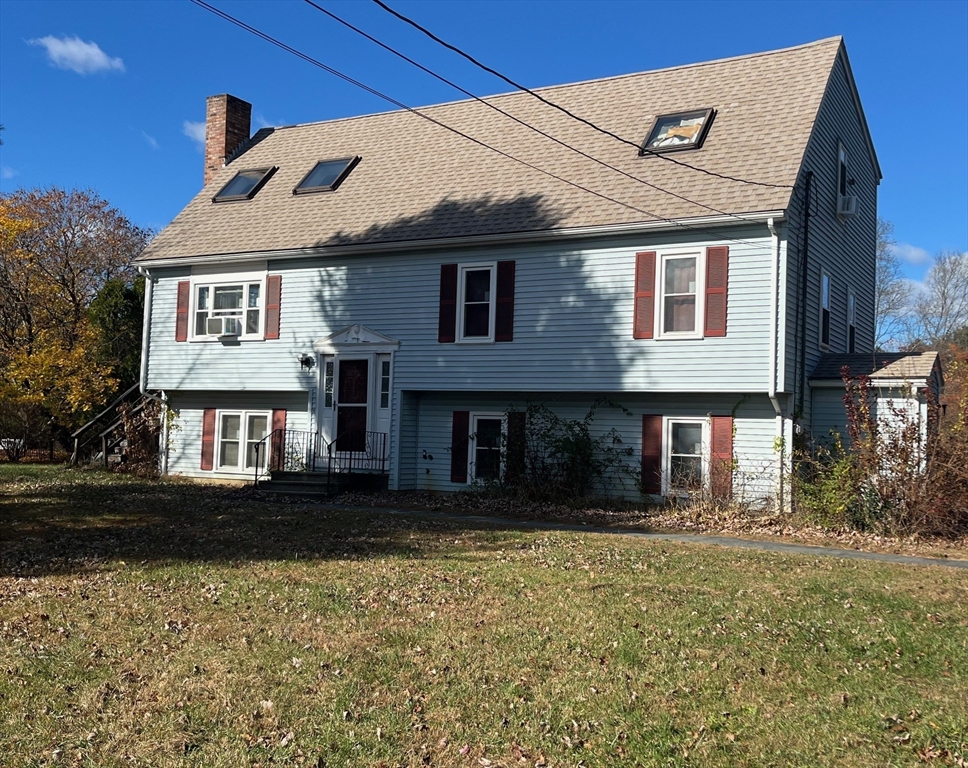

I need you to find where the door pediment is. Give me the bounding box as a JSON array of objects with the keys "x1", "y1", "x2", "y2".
[{"x1": 313, "y1": 324, "x2": 400, "y2": 354}]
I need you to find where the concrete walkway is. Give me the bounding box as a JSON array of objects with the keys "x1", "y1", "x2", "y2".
[{"x1": 338, "y1": 504, "x2": 968, "y2": 571}]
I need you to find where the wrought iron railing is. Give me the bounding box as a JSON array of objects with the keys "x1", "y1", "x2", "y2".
[{"x1": 253, "y1": 428, "x2": 388, "y2": 488}]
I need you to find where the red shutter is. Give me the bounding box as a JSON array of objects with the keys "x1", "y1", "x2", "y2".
[
  {"x1": 270, "y1": 409, "x2": 287, "y2": 470},
  {"x1": 495, "y1": 260, "x2": 515, "y2": 342},
  {"x1": 265, "y1": 275, "x2": 282, "y2": 340},
  {"x1": 450, "y1": 410, "x2": 469, "y2": 483},
  {"x1": 438, "y1": 264, "x2": 458, "y2": 343},
  {"x1": 200, "y1": 408, "x2": 216, "y2": 470},
  {"x1": 505, "y1": 410, "x2": 526, "y2": 483},
  {"x1": 704, "y1": 246, "x2": 729, "y2": 337},
  {"x1": 175, "y1": 280, "x2": 190, "y2": 342},
  {"x1": 633, "y1": 251, "x2": 656, "y2": 339},
  {"x1": 710, "y1": 415, "x2": 733, "y2": 499},
  {"x1": 641, "y1": 414, "x2": 662, "y2": 494}
]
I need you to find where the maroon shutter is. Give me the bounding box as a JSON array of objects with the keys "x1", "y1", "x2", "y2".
[
  {"x1": 505, "y1": 410, "x2": 526, "y2": 483},
  {"x1": 450, "y1": 410, "x2": 469, "y2": 483},
  {"x1": 175, "y1": 280, "x2": 190, "y2": 342},
  {"x1": 438, "y1": 264, "x2": 458, "y2": 343},
  {"x1": 200, "y1": 408, "x2": 216, "y2": 470},
  {"x1": 633, "y1": 251, "x2": 656, "y2": 339},
  {"x1": 270, "y1": 409, "x2": 286, "y2": 469},
  {"x1": 704, "y1": 246, "x2": 729, "y2": 337},
  {"x1": 710, "y1": 415, "x2": 733, "y2": 498},
  {"x1": 495, "y1": 260, "x2": 515, "y2": 342},
  {"x1": 265, "y1": 275, "x2": 282, "y2": 340},
  {"x1": 641, "y1": 414, "x2": 662, "y2": 494}
]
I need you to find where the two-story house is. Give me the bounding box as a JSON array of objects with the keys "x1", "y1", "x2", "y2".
[{"x1": 135, "y1": 36, "x2": 881, "y2": 505}]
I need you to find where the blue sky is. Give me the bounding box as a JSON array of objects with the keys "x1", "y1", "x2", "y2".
[{"x1": 1, "y1": 0, "x2": 966, "y2": 283}]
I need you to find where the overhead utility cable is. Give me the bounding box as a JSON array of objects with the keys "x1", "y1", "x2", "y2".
[
  {"x1": 370, "y1": 0, "x2": 793, "y2": 190},
  {"x1": 303, "y1": 0, "x2": 752, "y2": 223},
  {"x1": 189, "y1": 0, "x2": 771, "y2": 250}
]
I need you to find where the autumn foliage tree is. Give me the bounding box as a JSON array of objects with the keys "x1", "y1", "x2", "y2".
[{"x1": 0, "y1": 188, "x2": 151, "y2": 451}]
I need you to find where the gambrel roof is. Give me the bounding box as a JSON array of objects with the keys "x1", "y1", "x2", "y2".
[{"x1": 139, "y1": 36, "x2": 864, "y2": 263}]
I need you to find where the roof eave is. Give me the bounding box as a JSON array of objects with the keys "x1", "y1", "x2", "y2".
[{"x1": 135, "y1": 209, "x2": 787, "y2": 268}]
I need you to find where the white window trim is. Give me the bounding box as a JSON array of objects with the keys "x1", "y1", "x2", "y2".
[
  {"x1": 819, "y1": 268, "x2": 832, "y2": 351},
  {"x1": 379, "y1": 357, "x2": 392, "y2": 410},
  {"x1": 661, "y1": 416, "x2": 709, "y2": 497},
  {"x1": 468, "y1": 412, "x2": 506, "y2": 483},
  {"x1": 189, "y1": 269, "x2": 267, "y2": 342},
  {"x1": 456, "y1": 262, "x2": 497, "y2": 344},
  {"x1": 215, "y1": 409, "x2": 272, "y2": 473},
  {"x1": 654, "y1": 250, "x2": 706, "y2": 340}
]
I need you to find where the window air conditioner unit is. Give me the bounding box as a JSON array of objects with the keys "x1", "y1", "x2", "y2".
[
  {"x1": 206, "y1": 317, "x2": 240, "y2": 336},
  {"x1": 837, "y1": 194, "x2": 858, "y2": 217}
]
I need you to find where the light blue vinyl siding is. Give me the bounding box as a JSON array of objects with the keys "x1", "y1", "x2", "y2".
[
  {"x1": 409, "y1": 392, "x2": 779, "y2": 502},
  {"x1": 783, "y1": 51, "x2": 878, "y2": 414},
  {"x1": 146, "y1": 226, "x2": 776, "y2": 396},
  {"x1": 165, "y1": 391, "x2": 308, "y2": 480}
]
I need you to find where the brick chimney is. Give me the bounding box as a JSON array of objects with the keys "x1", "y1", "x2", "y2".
[{"x1": 204, "y1": 94, "x2": 251, "y2": 186}]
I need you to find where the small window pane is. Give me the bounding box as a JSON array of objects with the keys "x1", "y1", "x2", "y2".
[
  {"x1": 248, "y1": 415, "x2": 268, "y2": 442},
  {"x1": 672, "y1": 423, "x2": 702, "y2": 455},
  {"x1": 465, "y1": 270, "x2": 491, "y2": 303},
  {"x1": 197, "y1": 286, "x2": 209, "y2": 310},
  {"x1": 476, "y1": 419, "x2": 502, "y2": 449},
  {"x1": 324, "y1": 361, "x2": 334, "y2": 408},
  {"x1": 220, "y1": 441, "x2": 239, "y2": 467},
  {"x1": 214, "y1": 286, "x2": 243, "y2": 310},
  {"x1": 464, "y1": 304, "x2": 490, "y2": 337},
  {"x1": 295, "y1": 158, "x2": 356, "y2": 192},
  {"x1": 248, "y1": 284, "x2": 260, "y2": 308},
  {"x1": 671, "y1": 455, "x2": 702, "y2": 489},
  {"x1": 822, "y1": 274, "x2": 830, "y2": 308},
  {"x1": 195, "y1": 312, "x2": 208, "y2": 336},
  {"x1": 665, "y1": 296, "x2": 696, "y2": 333},
  {"x1": 223, "y1": 317, "x2": 241, "y2": 335},
  {"x1": 214, "y1": 168, "x2": 273, "y2": 201},
  {"x1": 245, "y1": 309, "x2": 260, "y2": 335},
  {"x1": 221, "y1": 415, "x2": 240, "y2": 441},
  {"x1": 665, "y1": 258, "x2": 696, "y2": 294}
]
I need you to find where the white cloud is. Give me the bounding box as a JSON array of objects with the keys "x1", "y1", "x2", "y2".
[
  {"x1": 254, "y1": 113, "x2": 284, "y2": 130},
  {"x1": 890, "y1": 242, "x2": 932, "y2": 266},
  {"x1": 182, "y1": 120, "x2": 206, "y2": 149},
  {"x1": 1, "y1": 166, "x2": 18, "y2": 180},
  {"x1": 28, "y1": 35, "x2": 124, "y2": 75},
  {"x1": 141, "y1": 131, "x2": 159, "y2": 151}
]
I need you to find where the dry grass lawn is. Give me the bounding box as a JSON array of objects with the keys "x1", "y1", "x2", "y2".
[{"x1": 2, "y1": 465, "x2": 966, "y2": 767}]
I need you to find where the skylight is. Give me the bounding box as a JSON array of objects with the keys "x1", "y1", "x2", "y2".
[
  {"x1": 213, "y1": 167, "x2": 276, "y2": 202},
  {"x1": 293, "y1": 157, "x2": 360, "y2": 194},
  {"x1": 641, "y1": 109, "x2": 714, "y2": 153}
]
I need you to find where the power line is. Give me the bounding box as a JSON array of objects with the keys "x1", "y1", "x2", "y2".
[
  {"x1": 303, "y1": 0, "x2": 751, "y2": 223},
  {"x1": 188, "y1": 0, "x2": 771, "y2": 250},
  {"x1": 370, "y1": 0, "x2": 793, "y2": 190}
]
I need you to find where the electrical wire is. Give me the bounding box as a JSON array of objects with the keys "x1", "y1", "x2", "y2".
[
  {"x1": 370, "y1": 0, "x2": 793, "y2": 190},
  {"x1": 303, "y1": 0, "x2": 755, "y2": 224},
  {"x1": 189, "y1": 0, "x2": 772, "y2": 250}
]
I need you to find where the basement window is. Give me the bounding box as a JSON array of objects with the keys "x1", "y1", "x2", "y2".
[
  {"x1": 213, "y1": 167, "x2": 276, "y2": 202},
  {"x1": 641, "y1": 108, "x2": 713, "y2": 153},
  {"x1": 294, "y1": 157, "x2": 360, "y2": 194}
]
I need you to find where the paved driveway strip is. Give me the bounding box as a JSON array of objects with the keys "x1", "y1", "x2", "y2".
[{"x1": 333, "y1": 504, "x2": 968, "y2": 570}]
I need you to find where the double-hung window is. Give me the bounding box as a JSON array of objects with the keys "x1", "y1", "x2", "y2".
[
  {"x1": 458, "y1": 263, "x2": 496, "y2": 342},
  {"x1": 664, "y1": 417, "x2": 707, "y2": 495},
  {"x1": 469, "y1": 413, "x2": 504, "y2": 481},
  {"x1": 847, "y1": 289, "x2": 856, "y2": 353},
  {"x1": 192, "y1": 277, "x2": 264, "y2": 340},
  {"x1": 217, "y1": 411, "x2": 270, "y2": 471},
  {"x1": 820, "y1": 270, "x2": 831, "y2": 349},
  {"x1": 658, "y1": 252, "x2": 703, "y2": 337}
]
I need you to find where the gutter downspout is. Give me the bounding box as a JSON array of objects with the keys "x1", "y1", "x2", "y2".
[{"x1": 767, "y1": 217, "x2": 785, "y2": 511}]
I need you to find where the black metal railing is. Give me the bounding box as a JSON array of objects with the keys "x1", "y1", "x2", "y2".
[{"x1": 253, "y1": 428, "x2": 387, "y2": 487}]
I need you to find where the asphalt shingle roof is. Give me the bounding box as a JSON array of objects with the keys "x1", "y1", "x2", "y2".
[
  {"x1": 138, "y1": 37, "x2": 843, "y2": 263},
  {"x1": 809, "y1": 352, "x2": 941, "y2": 382}
]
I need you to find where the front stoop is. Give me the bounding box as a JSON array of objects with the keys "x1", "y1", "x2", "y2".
[{"x1": 257, "y1": 471, "x2": 388, "y2": 498}]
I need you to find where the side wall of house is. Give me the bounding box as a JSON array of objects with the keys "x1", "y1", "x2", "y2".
[{"x1": 784, "y1": 51, "x2": 879, "y2": 421}]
